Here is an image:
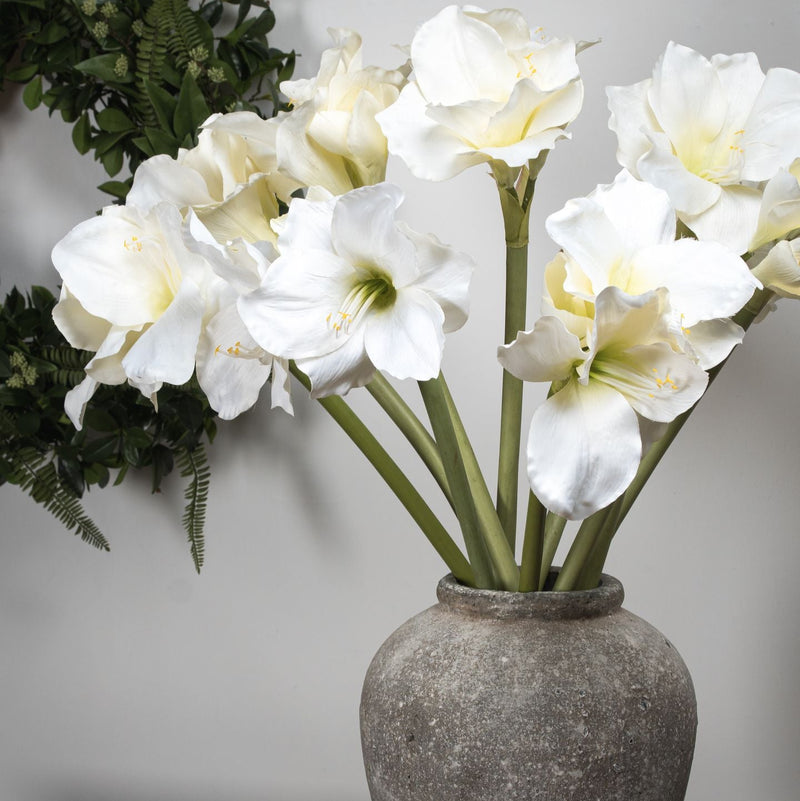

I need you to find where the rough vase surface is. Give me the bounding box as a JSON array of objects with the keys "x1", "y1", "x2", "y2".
[{"x1": 360, "y1": 574, "x2": 697, "y2": 801}]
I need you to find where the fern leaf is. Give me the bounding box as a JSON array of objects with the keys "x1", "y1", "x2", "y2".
[
  {"x1": 9, "y1": 447, "x2": 111, "y2": 552},
  {"x1": 177, "y1": 443, "x2": 210, "y2": 573}
]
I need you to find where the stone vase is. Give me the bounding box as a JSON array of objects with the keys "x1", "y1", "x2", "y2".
[{"x1": 360, "y1": 573, "x2": 697, "y2": 801}]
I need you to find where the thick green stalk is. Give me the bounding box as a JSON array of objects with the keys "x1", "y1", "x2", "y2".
[
  {"x1": 552, "y1": 504, "x2": 615, "y2": 592},
  {"x1": 538, "y1": 512, "x2": 568, "y2": 590},
  {"x1": 518, "y1": 490, "x2": 545, "y2": 591},
  {"x1": 493, "y1": 166, "x2": 537, "y2": 550},
  {"x1": 366, "y1": 373, "x2": 454, "y2": 509},
  {"x1": 420, "y1": 374, "x2": 520, "y2": 590},
  {"x1": 291, "y1": 365, "x2": 474, "y2": 586}
]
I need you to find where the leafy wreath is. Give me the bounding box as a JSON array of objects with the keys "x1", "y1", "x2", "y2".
[{"x1": 0, "y1": 0, "x2": 295, "y2": 571}]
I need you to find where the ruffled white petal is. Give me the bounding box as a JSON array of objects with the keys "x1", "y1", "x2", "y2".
[
  {"x1": 498, "y1": 316, "x2": 584, "y2": 383},
  {"x1": 527, "y1": 379, "x2": 642, "y2": 520}
]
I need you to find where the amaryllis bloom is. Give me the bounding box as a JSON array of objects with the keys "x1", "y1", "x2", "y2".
[
  {"x1": 376, "y1": 5, "x2": 584, "y2": 181},
  {"x1": 498, "y1": 287, "x2": 708, "y2": 520},
  {"x1": 127, "y1": 112, "x2": 299, "y2": 245},
  {"x1": 51, "y1": 203, "x2": 224, "y2": 427},
  {"x1": 607, "y1": 42, "x2": 800, "y2": 254},
  {"x1": 275, "y1": 29, "x2": 408, "y2": 194},
  {"x1": 185, "y1": 215, "x2": 293, "y2": 418},
  {"x1": 237, "y1": 182, "x2": 473, "y2": 397},
  {"x1": 544, "y1": 171, "x2": 761, "y2": 370}
]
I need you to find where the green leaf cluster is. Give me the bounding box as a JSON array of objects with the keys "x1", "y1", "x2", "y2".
[
  {"x1": 0, "y1": 0, "x2": 295, "y2": 199},
  {"x1": 0, "y1": 285, "x2": 218, "y2": 571}
]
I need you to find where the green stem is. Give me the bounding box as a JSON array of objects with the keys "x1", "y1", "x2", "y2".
[
  {"x1": 538, "y1": 512, "x2": 568, "y2": 590},
  {"x1": 518, "y1": 490, "x2": 545, "y2": 592},
  {"x1": 493, "y1": 164, "x2": 537, "y2": 550},
  {"x1": 366, "y1": 373, "x2": 453, "y2": 509},
  {"x1": 552, "y1": 504, "x2": 615, "y2": 591},
  {"x1": 291, "y1": 364, "x2": 474, "y2": 586},
  {"x1": 420, "y1": 373, "x2": 519, "y2": 590}
]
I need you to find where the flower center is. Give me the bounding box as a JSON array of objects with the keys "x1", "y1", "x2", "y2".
[{"x1": 327, "y1": 273, "x2": 396, "y2": 335}]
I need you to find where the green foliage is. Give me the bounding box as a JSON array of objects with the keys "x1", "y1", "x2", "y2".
[
  {"x1": 0, "y1": 0, "x2": 295, "y2": 197},
  {"x1": 0, "y1": 286, "x2": 218, "y2": 561}
]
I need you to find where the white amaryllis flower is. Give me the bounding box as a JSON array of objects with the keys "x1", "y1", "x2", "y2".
[
  {"x1": 498, "y1": 287, "x2": 708, "y2": 520},
  {"x1": 127, "y1": 112, "x2": 298, "y2": 245},
  {"x1": 376, "y1": 5, "x2": 584, "y2": 181},
  {"x1": 237, "y1": 182, "x2": 473, "y2": 397},
  {"x1": 544, "y1": 171, "x2": 761, "y2": 369},
  {"x1": 184, "y1": 214, "x2": 293, "y2": 418},
  {"x1": 275, "y1": 29, "x2": 408, "y2": 194},
  {"x1": 51, "y1": 203, "x2": 226, "y2": 428},
  {"x1": 607, "y1": 42, "x2": 800, "y2": 254}
]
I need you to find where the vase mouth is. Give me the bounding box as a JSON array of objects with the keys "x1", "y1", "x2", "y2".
[{"x1": 436, "y1": 572, "x2": 625, "y2": 620}]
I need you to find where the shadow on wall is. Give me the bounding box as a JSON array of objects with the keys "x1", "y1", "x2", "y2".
[{"x1": 33, "y1": 778, "x2": 368, "y2": 801}]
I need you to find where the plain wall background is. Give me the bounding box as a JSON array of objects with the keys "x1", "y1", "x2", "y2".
[{"x1": 2, "y1": 1, "x2": 799, "y2": 799}]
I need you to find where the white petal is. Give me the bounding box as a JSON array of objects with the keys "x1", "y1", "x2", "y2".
[
  {"x1": 683, "y1": 318, "x2": 744, "y2": 369},
  {"x1": 121, "y1": 278, "x2": 204, "y2": 387},
  {"x1": 411, "y1": 6, "x2": 517, "y2": 105},
  {"x1": 195, "y1": 304, "x2": 271, "y2": 420},
  {"x1": 497, "y1": 316, "x2": 584, "y2": 383},
  {"x1": 276, "y1": 193, "x2": 336, "y2": 254},
  {"x1": 680, "y1": 183, "x2": 762, "y2": 253},
  {"x1": 648, "y1": 42, "x2": 728, "y2": 165},
  {"x1": 330, "y1": 184, "x2": 417, "y2": 284},
  {"x1": 742, "y1": 67, "x2": 800, "y2": 181},
  {"x1": 592, "y1": 342, "x2": 708, "y2": 422},
  {"x1": 364, "y1": 290, "x2": 445, "y2": 381},
  {"x1": 63, "y1": 375, "x2": 99, "y2": 431},
  {"x1": 637, "y1": 131, "x2": 721, "y2": 215},
  {"x1": 52, "y1": 288, "x2": 112, "y2": 351},
  {"x1": 399, "y1": 224, "x2": 473, "y2": 332},
  {"x1": 751, "y1": 161, "x2": 800, "y2": 249},
  {"x1": 630, "y1": 238, "x2": 760, "y2": 325},
  {"x1": 238, "y1": 249, "x2": 352, "y2": 359},
  {"x1": 527, "y1": 379, "x2": 642, "y2": 520},
  {"x1": 606, "y1": 79, "x2": 658, "y2": 175},
  {"x1": 297, "y1": 328, "x2": 374, "y2": 398},
  {"x1": 127, "y1": 155, "x2": 215, "y2": 213},
  {"x1": 751, "y1": 239, "x2": 800, "y2": 298},
  {"x1": 377, "y1": 82, "x2": 486, "y2": 181}
]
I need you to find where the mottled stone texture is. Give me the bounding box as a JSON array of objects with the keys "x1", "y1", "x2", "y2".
[{"x1": 360, "y1": 574, "x2": 696, "y2": 801}]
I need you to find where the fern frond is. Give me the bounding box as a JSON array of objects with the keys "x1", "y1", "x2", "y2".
[
  {"x1": 134, "y1": 0, "x2": 172, "y2": 127},
  {"x1": 165, "y1": 0, "x2": 208, "y2": 71},
  {"x1": 8, "y1": 447, "x2": 110, "y2": 552},
  {"x1": 177, "y1": 442, "x2": 210, "y2": 573}
]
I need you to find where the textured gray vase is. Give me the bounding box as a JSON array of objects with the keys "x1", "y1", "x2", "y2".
[{"x1": 360, "y1": 573, "x2": 697, "y2": 801}]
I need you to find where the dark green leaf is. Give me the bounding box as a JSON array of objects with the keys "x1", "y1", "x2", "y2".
[
  {"x1": 6, "y1": 63, "x2": 39, "y2": 82},
  {"x1": 57, "y1": 455, "x2": 85, "y2": 496},
  {"x1": 83, "y1": 462, "x2": 110, "y2": 488},
  {"x1": 235, "y1": 0, "x2": 252, "y2": 28},
  {"x1": 32, "y1": 21, "x2": 69, "y2": 45},
  {"x1": 75, "y1": 54, "x2": 133, "y2": 83},
  {"x1": 124, "y1": 427, "x2": 151, "y2": 448},
  {"x1": 22, "y1": 74, "x2": 42, "y2": 109},
  {"x1": 0, "y1": 351, "x2": 11, "y2": 379},
  {"x1": 97, "y1": 180, "x2": 130, "y2": 200},
  {"x1": 72, "y1": 112, "x2": 92, "y2": 154},
  {"x1": 143, "y1": 126, "x2": 179, "y2": 157},
  {"x1": 82, "y1": 434, "x2": 119, "y2": 463},
  {"x1": 172, "y1": 71, "x2": 210, "y2": 142},
  {"x1": 96, "y1": 107, "x2": 135, "y2": 132},
  {"x1": 92, "y1": 129, "x2": 129, "y2": 155},
  {"x1": 143, "y1": 78, "x2": 178, "y2": 134},
  {"x1": 83, "y1": 407, "x2": 119, "y2": 432},
  {"x1": 100, "y1": 145, "x2": 124, "y2": 176},
  {"x1": 16, "y1": 410, "x2": 41, "y2": 436}
]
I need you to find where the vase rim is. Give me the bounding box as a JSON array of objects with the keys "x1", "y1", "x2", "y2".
[{"x1": 436, "y1": 572, "x2": 625, "y2": 620}]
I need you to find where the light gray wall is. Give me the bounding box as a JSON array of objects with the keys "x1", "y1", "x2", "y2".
[{"x1": 2, "y1": 1, "x2": 799, "y2": 799}]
